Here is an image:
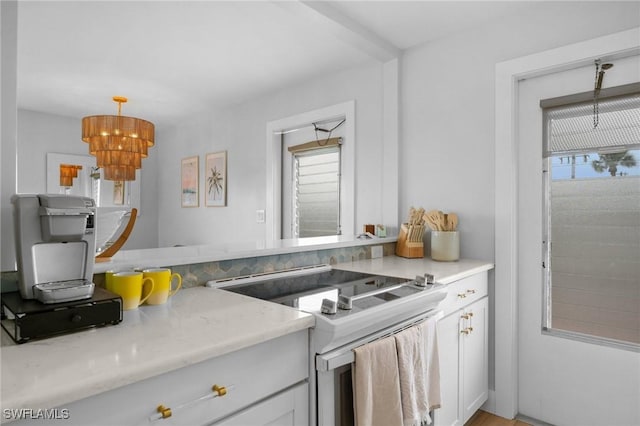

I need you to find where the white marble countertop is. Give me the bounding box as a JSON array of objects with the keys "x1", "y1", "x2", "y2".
[
  {"x1": 95, "y1": 235, "x2": 396, "y2": 273},
  {"x1": 1, "y1": 254, "x2": 491, "y2": 413},
  {"x1": 0, "y1": 287, "x2": 314, "y2": 411},
  {"x1": 333, "y1": 256, "x2": 494, "y2": 284}
]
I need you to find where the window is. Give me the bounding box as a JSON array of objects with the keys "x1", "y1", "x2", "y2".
[
  {"x1": 266, "y1": 102, "x2": 355, "y2": 241},
  {"x1": 289, "y1": 139, "x2": 341, "y2": 237},
  {"x1": 542, "y1": 87, "x2": 640, "y2": 348}
]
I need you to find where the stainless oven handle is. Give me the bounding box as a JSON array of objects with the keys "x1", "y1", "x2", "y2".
[
  {"x1": 316, "y1": 309, "x2": 444, "y2": 372},
  {"x1": 338, "y1": 282, "x2": 409, "y2": 310},
  {"x1": 317, "y1": 351, "x2": 356, "y2": 373}
]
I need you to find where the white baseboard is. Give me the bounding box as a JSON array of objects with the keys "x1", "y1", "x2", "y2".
[
  {"x1": 481, "y1": 390, "x2": 497, "y2": 416},
  {"x1": 481, "y1": 390, "x2": 553, "y2": 426}
]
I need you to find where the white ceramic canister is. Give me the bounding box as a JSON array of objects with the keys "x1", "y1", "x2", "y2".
[{"x1": 431, "y1": 231, "x2": 460, "y2": 261}]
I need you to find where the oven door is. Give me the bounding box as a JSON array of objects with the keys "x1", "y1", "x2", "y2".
[
  {"x1": 314, "y1": 309, "x2": 444, "y2": 426},
  {"x1": 317, "y1": 363, "x2": 355, "y2": 426}
]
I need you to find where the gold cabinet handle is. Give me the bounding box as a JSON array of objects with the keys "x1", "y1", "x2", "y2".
[
  {"x1": 212, "y1": 384, "x2": 227, "y2": 397},
  {"x1": 457, "y1": 293, "x2": 467, "y2": 299},
  {"x1": 151, "y1": 384, "x2": 232, "y2": 421},
  {"x1": 460, "y1": 328, "x2": 470, "y2": 335},
  {"x1": 156, "y1": 405, "x2": 172, "y2": 419},
  {"x1": 461, "y1": 313, "x2": 470, "y2": 320},
  {"x1": 466, "y1": 289, "x2": 476, "y2": 294}
]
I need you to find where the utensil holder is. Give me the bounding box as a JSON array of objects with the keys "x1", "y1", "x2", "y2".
[
  {"x1": 431, "y1": 231, "x2": 459, "y2": 261},
  {"x1": 395, "y1": 223, "x2": 424, "y2": 258}
]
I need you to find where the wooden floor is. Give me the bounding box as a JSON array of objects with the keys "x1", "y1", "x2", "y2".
[{"x1": 465, "y1": 410, "x2": 532, "y2": 426}]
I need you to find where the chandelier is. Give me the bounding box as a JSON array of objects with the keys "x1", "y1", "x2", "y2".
[{"x1": 82, "y1": 96, "x2": 154, "y2": 181}]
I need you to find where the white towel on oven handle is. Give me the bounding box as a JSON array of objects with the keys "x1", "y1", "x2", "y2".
[
  {"x1": 352, "y1": 335, "x2": 404, "y2": 426},
  {"x1": 394, "y1": 314, "x2": 442, "y2": 426},
  {"x1": 423, "y1": 313, "x2": 442, "y2": 414}
]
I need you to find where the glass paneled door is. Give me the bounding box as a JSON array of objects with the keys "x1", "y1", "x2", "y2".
[{"x1": 516, "y1": 54, "x2": 640, "y2": 425}]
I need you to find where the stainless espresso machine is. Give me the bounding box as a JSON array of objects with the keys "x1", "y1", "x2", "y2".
[
  {"x1": 1, "y1": 194, "x2": 122, "y2": 343},
  {"x1": 13, "y1": 194, "x2": 96, "y2": 302}
]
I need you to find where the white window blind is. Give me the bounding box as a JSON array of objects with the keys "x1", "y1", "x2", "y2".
[
  {"x1": 544, "y1": 94, "x2": 640, "y2": 155},
  {"x1": 289, "y1": 139, "x2": 341, "y2": 238},
  {"x1": 542, "y1": 88, "x2": 640, "y2": 348}
]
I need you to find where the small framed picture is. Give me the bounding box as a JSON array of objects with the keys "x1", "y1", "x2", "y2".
[
  {"x1": 113, "y1": 181, "x2": 125, "y2": 205},
  {"x1": 181, "y1": 156, "x2": 199, "y2": 207},
  {"x1": 205, "y1": 151, "x2": 227, "y2": 207}
]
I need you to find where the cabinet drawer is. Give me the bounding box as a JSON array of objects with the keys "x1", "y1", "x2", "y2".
[
  {"x1": 212, "y1": 382, "x2": 308, "y2": 426},
  {"x1": 439, "y1": 272, "x2": 488, "y2": 316},
  {"x1": 14, "y1": 330, "x2": 309, "y2": 426}
]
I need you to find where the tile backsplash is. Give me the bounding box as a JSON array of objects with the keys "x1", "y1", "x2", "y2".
[
  {"x1": 2, "y1": 242, "x2": 396, "y2": 291},
  {"x1": 161, "y1": 242, "x2": 396, "y2": 289}
]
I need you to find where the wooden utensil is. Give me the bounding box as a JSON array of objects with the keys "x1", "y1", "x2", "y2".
[
  {"x1": 447, "y1": 213, "x2": 458, "y2": 231},
  {"x1": 437, "y1": 211, "x2": 446, "y2": 230},
  {"x1": 424, "y1": 210, "x2": 441, "y2": 231}
]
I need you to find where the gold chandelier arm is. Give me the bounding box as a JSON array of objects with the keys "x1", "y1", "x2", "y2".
[{"x1": 95, "y1": 208, "x2": 137, "y2": 262}]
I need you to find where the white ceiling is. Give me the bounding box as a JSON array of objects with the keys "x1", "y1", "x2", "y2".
[{"x1": 16, "y1": 1, "x2": 553, "y2": 125}]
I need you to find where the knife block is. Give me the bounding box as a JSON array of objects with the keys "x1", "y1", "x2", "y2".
[{"x1": 395, "y1": 223, "x2": 424, "y2": 258}]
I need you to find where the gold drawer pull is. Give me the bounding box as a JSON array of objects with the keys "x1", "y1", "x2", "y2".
[
  {"x1": 156, "y1": 405, "x2": 172, "y2": 419},
  {"x1": 460, "y1": 328, "x2": 470, "y2": 335},
  {"x1": 457, "y1": 293, "x2": 467, "y2": 299},
  {"x1": 213, "y1": 384, "x2": 227, "y2": 397},
  {"x1": 461, "y1": 313, "x2": 471, "y2": 320},
  {"x1": 466, "y1": 289, "x2": 476, "y2": 294},
  {"x1": 151, "y1": 384, "x2": 232, "y2": 421}
]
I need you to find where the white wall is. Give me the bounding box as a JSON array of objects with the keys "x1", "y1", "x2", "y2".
[
  {"x1": 158, "y1": 61, "x2": 383, "y2": 247},
  {"x1": 400, "y1": 0, "x2": 640, "y2": 402},
  {"x1": 1, "y1": 1, "x2": 18, "y2": 271},
  {"x1": 15, "y1": 109, "x2": 159, "y2": 250}
]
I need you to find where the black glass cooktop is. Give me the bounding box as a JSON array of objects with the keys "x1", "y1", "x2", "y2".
[{"x1": 222, "y1": 269, "x2": 415, "y2": 315}]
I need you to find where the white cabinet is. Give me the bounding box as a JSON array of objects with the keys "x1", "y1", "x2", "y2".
[
  {"x1": 460, "y1": 297, "x2": 488, "y2": 422},
  {"x1": 10, "y1": 330, "x2": 309, "y2": 426},
  {"x1": 434, "y1": 273, "x2": 489, "y2": 426},
  {"x1": 437, "y1": 311, "x2": 463, "y2": 426},
  {"x1": 213, "y1": 382, "x2": 308, "y2": 426}
]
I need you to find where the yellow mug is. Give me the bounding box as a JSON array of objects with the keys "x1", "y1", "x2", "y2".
[
  {"x1": 104, "y1": 270, "x2": 124, "y2": 292},
  {"x1": 142, "y1": 268, "x2": 182, "y2": 305},
  {"x1": 111, "y1": 271, "x2": 155, "y2": 311}
]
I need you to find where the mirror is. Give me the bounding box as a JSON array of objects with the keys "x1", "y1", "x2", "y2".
[
  {"x1": 6, "y1": 1, "x2": 397, "y2": 259},
  {"x1": 45, "y1": 153, "x2": 141, "y2": 211}
]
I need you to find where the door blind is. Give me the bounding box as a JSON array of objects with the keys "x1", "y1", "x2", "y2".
[{"x1": 542, "y1": 88, "x2": 640, "y2": 347}]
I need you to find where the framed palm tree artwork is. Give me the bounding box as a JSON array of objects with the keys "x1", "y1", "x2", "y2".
[{"x1": 205, "y1": 151, "x2": 227, "y2": 207}]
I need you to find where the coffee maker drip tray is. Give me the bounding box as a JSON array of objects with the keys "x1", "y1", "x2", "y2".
[
  {"x1": 1, "y1": 287, "x2": 122, "y2": 344},
  {"x1": 33, "y1": 279, "x2": 95, "y2": 304}
]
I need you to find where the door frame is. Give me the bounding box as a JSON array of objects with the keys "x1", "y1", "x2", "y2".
[{"x1": 493, "y1": 27, "x2": 640, "y2": 419}]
